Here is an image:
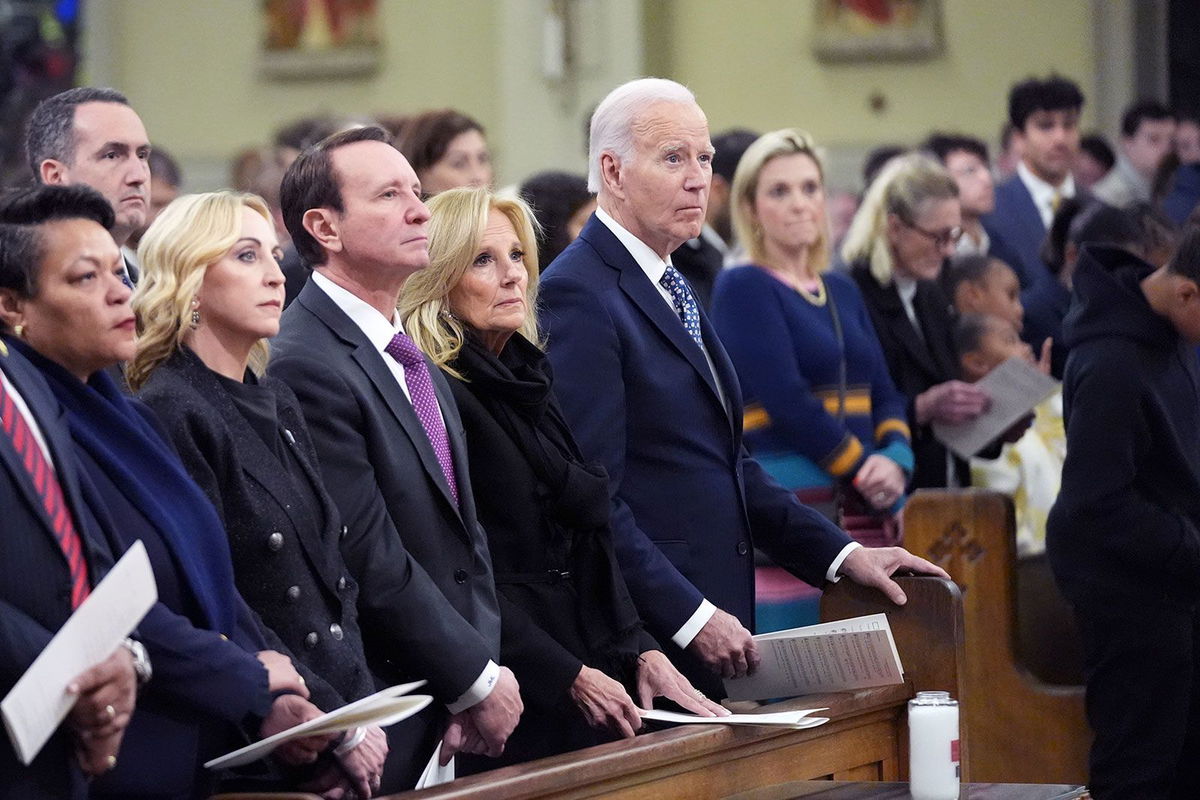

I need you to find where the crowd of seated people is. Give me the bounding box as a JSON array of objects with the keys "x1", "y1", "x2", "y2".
[{"x1": 1, "y1": 67, "x2": 1199, "y2": 800}]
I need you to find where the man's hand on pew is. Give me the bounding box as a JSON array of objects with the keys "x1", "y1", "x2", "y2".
[
  {"x1": 689, "y1": 609, "x2": 761, "y2": 679},
  {"x1": 635, "y1": 649, "x2": 729, "y2": 718},
  {"x1": 837, "y1": 547, "x2": 950, "y2": 605}
]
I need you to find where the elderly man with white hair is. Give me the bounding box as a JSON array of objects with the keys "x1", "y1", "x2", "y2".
[{"x1": 539, "y1": 78, "x2": 947, "y2": 696}]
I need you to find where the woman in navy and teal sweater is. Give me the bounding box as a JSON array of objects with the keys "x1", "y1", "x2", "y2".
[{"x1": 712, "y1": 130, "x2": 913, "y2": 513}]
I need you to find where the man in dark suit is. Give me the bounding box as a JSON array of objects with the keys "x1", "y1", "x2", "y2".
[
  {"x1": 269, "y1": 126, "x2": 522, "y2": 787},
  {"x1": 983, "y1": 75, "x2": 1085, "y2": 302},
  {"x1": 24, "y1": 87, "x2": 151, "y2": 285},
  {"x1": 539, "y1": 78, "x2": 947, "y2": 695},
  {"x1": 0, "y1": 341, "x2": 137, "y2": 799}
]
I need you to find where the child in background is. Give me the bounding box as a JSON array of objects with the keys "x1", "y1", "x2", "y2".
[
  {"x1": 954, "y1": 313, "x2": 1064, "y2": 556},
  {"x1": 942, "y1": 253, "x2": 1026, "y2": 333}
]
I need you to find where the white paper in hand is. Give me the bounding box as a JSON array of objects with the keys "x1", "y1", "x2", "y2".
[
  {"x1": 1, "y1": 540, "x2": 158, "y2": 766},
  {"x1": 414, "y1": 741, "x2": 456, "y2": 790},
  {"x1": 640, "y1": 707, "x2": 830, "y2": 729},
  {"x1": 723, "y1": 613, "x2": 904, "y2": 702},
  {"x1": 205, "y1": 681, "x2": 432, "y2": 769},
  {"x1": 933, "y1": 356, "x2": 1059, "y2": 459}
]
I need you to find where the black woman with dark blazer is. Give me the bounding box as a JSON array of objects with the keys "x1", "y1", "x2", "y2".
[
  {"x1": 128, "y1": 190, "x2": 387, "y2": 798},
  {"x1": 840, "y1": 154, "x2": 991, "y2": 489},
  {"x1": 399, "y1": 187, "x2": 727, "y2": 768},
  {"x1": 0, "y1": 186, "x2": 333, "y2": 799}
]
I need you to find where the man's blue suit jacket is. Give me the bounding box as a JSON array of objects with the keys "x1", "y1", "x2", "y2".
[
  {"x1": 539, "y1": 216, "x2": 851, "y2": 681},
  {"x1": 982, "y1": 174, "x2": 1050, "y2": 298}
]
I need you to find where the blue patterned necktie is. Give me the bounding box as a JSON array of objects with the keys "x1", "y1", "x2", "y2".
[{"x1": 659, "y1": 265, "x2": 704, "y2": 350}]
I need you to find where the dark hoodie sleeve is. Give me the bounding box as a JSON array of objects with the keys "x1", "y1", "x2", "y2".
[{"x1": 1054, "y1": 358, "x2": 1200, "y2": 589}]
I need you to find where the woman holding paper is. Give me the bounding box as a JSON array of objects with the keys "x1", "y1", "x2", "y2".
[
  {"x1": 840, "y1": 154, "x2": 990, "y2": 489},
  {"x1": 0, "y1": 185, "x2": 335, "y2": 798},
  {"x1": 129, "y1": 190, "x2": 389, "y2": 796},
  {"x1": 400, "y1": 187, "x2": 727, "y2": 768}
]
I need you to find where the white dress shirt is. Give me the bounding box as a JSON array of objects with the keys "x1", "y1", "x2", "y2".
[
  {"x1": 1017, "y1": 161, "x2": 1076, "y2": 229},
  {"x1": 310, "y1": 271, "x2": 498, "y2": 712},
  {"x1": 595, "y1": 209, "x2": 860, "y2": 648}
]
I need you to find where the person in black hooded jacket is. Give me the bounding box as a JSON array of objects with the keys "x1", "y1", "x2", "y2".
[{"x1": 1046, "y1": 225, "x2": 1200, "y2": 799}]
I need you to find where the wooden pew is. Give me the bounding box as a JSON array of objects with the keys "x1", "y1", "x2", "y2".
[
  {"x1": 899, "y1": 489, "x2": 1089, "y2": 784},
  {"x1": 365, "y1": 576, "x2": 963, "y2": 799}
]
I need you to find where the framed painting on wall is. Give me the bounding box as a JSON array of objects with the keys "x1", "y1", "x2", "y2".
[
  {"x1": 813, "y1": 0, "x2": 944, "y2": 63},
  {"x1": 260, "y1": 0, "x2": 382, "y2": 80}
]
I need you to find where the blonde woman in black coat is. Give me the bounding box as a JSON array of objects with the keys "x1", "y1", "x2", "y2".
[
  {"x1": 399, "y1": 187, "x2": 727, "y2": 768},
  {"x1": 130, "y1": 191, "x2": 388, "y2": 798}
]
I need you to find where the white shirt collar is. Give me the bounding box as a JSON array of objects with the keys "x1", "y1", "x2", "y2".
[
  {"x1": 1017, "y1": 160, "x2": 1076, "y2": 227},
  {"x1": 311, "y1": 270, "x2": 403, "y2": 352},
  {"x1": 596, "y1": 206, "x2": 673, "y2": 285}
]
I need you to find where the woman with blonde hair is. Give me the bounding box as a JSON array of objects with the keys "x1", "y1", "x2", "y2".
[
  {"x1": 842, "y1": 153, "x2": 989, "y2": 488},
  {"x1": 712, "y1": 129, "x2": 912, "y2": 514},
  {"x1": 710, "y1": 130, "x2": 914, "y2": 631},
  {"x1": 401, "y1": 186, "x2": 725, "y2": 769},
  {"x1": 131, "y1": 191, "x2": 388, "y2": 797}
]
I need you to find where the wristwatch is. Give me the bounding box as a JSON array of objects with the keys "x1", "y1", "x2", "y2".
[{"x1": 121, "y1": 638, "x2": 153, "y2": 685}]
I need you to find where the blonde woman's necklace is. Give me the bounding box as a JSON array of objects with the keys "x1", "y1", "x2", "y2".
[
  {"x1": 794, "y1": 275, "x2": 826, "y2": 306},
  {"x1": 762, "y1": 263, "x2": 827, "y2": 306}
]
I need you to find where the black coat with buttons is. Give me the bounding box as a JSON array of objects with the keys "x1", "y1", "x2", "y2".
[{"x1": 139, "y1": 348, "x2": 374, "y2": 711}]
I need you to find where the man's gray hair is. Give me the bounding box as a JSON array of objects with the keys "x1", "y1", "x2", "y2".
[
  {"x1": 587, "y1": 78, "x2": 697, "y2": 192},
  {"x1": 25, "y1": 87, "x2": 130, "y2": 180}
]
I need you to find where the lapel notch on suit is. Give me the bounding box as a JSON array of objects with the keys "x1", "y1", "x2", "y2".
[
  {"x1": 298, "y1": 283, "x2": 466, "y2": 523},
  {"x1": 581, "y1": 220, "x2": 729, "y2": 418}
]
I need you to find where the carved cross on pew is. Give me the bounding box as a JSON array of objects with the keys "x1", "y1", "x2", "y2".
[{"x1": 926, "y1": 520, "x2": 985, "y2": 592}]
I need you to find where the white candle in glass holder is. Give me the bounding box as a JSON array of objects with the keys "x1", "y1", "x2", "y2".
[{"x1": 908, "y1": 690, "x2": 960, "y2": 800}]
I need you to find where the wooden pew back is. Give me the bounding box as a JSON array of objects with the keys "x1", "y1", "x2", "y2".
[
  {"x1": 820, "y1": 575, "x2": 966, "y2": 779},
  {"x1": 899, "y1": 489, "x2": 1089, "y2": 783}
]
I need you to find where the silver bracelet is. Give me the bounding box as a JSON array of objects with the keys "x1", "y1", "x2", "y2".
[{"x1": 334, "y1": 725, "x2": 367, "y2": 756}]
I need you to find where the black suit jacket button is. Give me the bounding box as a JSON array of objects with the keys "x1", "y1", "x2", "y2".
[
  {"x1": 337, "y1": 576, "x2": 348, "y2": 591},
  {"x1": 329, "y1": 623, "x2": 344, "y2": 641},
  {"x1": 304, "y1": 632, "x2": 319, "y2": 649},
  {"x1": 454, "y1": 569, "x2": 468, "y2": 584},
  {"x1": 736, "y1": 541, "x2": 749, "y2": 556},
  {"x1": 286, "y1": 585, "x2": 301, "y2": 602},
  {"x1": 340, "y1": 525, "x2": 349, "y2": 539},
  {"x1": 267, "y1": 532, "x2": 284, "y2": 552}
]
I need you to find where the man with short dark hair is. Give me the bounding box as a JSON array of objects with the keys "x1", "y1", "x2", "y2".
[
  {"x1": 24, "y1": 87, "x2": 151, "y2": 283},
  {"x1": 269, "y1": 126, "x2": 523, "y2": 788},
  {"x1": 983, "y1": 75, "x2": 1086, "y2": 298},
  {"x1": 924, "y1": 133, "x2": 995, "y2": 256},
  {"x1": 1093, "y1": 100, "x2": 1176, "y2": 209},
  {"x1": 1047, "y1": 223, "x2": 1200, "y2": 797},
  {"x1": 670, "y1": 128, "x2": 758, "y2": 307}
]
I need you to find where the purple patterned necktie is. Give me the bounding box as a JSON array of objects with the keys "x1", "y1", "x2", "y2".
[{"x1": 384, "y1": 331, "x2": 459, "y2": 505}]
